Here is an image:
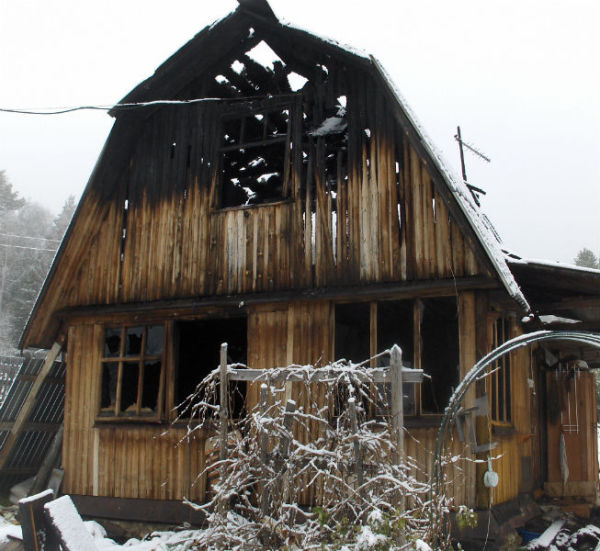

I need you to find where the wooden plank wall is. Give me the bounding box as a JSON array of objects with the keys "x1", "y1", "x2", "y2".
[
  {"x1": 63, "y1": 324, "x2": 205, "y2": 501},
  {"x1": 63, "y1": 296, "x2": 484, "y2": 505},
  {"x1": 546, "y1": 370, "x2": 598, "y2": 497},
  {"x1": 26, "y1": 66, "x2": 490, "y2": 348}
]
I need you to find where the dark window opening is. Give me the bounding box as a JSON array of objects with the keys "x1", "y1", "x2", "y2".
[
  {"x1": 334, "y1": 298, "x2": 459, "y2": 417},
  {"x1": 335, "y1": 303, "x2": 370, "y2": 364},
  {"x1": 100, "y1": 324, "x2": 165, "y2": 419},
  {"x1": 219, "y1": 105, "x2": 292, "y2": 208},
  {"x1": 175, "y1": 317, "x2": 247, "y2": 418},
  {"x1": 420, "y1": 298, "x2": 459, "y2": 414},
  {"x1": 377, "y1": 300, "x2": 416, "y2": 416}
]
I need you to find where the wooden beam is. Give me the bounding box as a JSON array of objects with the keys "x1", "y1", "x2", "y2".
[
  {"x1": 55, "y1": 276, "x2": 500, "y2": 327},
  {"x1": 0, "y1": 342, "x2": 63, "y2": 471},
  {"x1": 226, "y1": 365, "x2": 426, "y2": 384}
]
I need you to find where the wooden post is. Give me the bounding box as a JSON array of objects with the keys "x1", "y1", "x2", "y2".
[
  {"x1": 279, "y1": 399, "x2": 296, "y2": 461},
  {"x1": 278, "y1": 399, "x2": 296, "y2": 504},
  {"x1": 260, "y1": 384, "x2": 269, "y2": 516},
  {"x1": 391, "y1": 344, "x2": 406, "y2": 536},
  {"x1": 348, "y1": 398, "x2": 364, "y2": 496},
  {"x1": 390, "y1": 345, "x2": 404, "y2": 465},
  {"x1": 0, "y1": 342, "x2": 62, "y2": 470},
  {"x1": 219, "y1": 343, "x2": 228, "y2": 464},
  {"x1": 19, "y1": 489, "x2": 57, "y2": 551}
]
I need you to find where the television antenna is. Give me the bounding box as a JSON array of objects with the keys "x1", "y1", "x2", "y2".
[{"x1": 454, "y1": 126, "x2": 490, "y2": 206}]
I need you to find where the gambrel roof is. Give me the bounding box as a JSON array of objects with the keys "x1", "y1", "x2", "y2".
[{"x1": 21, "y1": 0, "x2": 529, "y2": 349}]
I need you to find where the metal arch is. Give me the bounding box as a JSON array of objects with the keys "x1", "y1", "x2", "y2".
[{"x1": 430, "y1": 329, "x2": 600, "y2": 509}]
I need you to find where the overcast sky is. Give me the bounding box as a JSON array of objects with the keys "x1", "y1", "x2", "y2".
[{"x1": 1, "y1": 0, "x2": 598, "y2": 265}]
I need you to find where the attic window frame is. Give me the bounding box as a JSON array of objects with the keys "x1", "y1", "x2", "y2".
[{"x1": 213, "y1": 97, "x2": 295, "y2": 210}]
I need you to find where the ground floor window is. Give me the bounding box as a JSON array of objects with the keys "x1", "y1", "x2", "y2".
[
  {"x1": 489, "y1": 317, "x2": 512, "y2": 423},
  {"x1": 100, "y1": 324, "x2": 165, "y2": 419},
  {"x1": 334, "y1": 297, "x2": 459, "y2": 416}
]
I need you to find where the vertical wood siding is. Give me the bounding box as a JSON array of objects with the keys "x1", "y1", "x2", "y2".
[
  {"x1": 26, "y1": 70, "x2": 492, "y2": 348},
  {"x1": 63, "y1": 324, "x2": 205, "y2": 501}
]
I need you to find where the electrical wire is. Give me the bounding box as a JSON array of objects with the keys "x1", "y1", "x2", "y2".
[
  {"x1": 0, "y1": 94, "x2": 298, "y2": 116},
  {"x1": 0, "y1": 233, "x2": 62, "y2": 243},
  {"x1": 0, "y1": 243, "x2": 57, "y2": 253}
]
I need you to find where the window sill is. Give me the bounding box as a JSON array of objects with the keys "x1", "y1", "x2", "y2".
[{"x1": 94, "y1": 416, "x2": 165, "y2": 427}]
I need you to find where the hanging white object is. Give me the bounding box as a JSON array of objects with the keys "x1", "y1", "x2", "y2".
[{"x1": 483, "y1": 455, "x2": 499, "y2": 488}]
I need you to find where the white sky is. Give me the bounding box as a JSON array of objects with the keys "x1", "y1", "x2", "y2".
[{"x1": 0, "y1": 0, "x2": 598, "y2": 264}]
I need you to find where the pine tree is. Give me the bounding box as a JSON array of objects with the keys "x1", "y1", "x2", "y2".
[{"x1": 574, "y1": 248, "x2": 599, "y2": 269}]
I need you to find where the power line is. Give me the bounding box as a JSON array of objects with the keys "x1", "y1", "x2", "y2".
[
  {"x1": 0, "y1": 94, "x2": 298, "y2": 116},
  {"x1": 0, "y1": 243, "x2": 57, "y2": 253},
  {"x1": 0, "y1": 233, "x2": 62, "y2": 243}
]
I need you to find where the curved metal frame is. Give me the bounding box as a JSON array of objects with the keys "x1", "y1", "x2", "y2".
[{"x1": 430, "y1": 330, "x2": 600, "y2": 528}]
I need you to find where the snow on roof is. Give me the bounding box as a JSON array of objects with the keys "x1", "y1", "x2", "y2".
[
  {"x1": 369, "y1": 56, "x2": 530, "y2": 313},
  {"x1": 509, "y1": 257, "x2": 600, "y2": 275},
  {"x1": 278, "y1": 18, "x2": 371, "y2": 61}
]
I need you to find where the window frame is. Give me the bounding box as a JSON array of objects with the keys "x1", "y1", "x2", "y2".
[
  {"x1": 488, "y1": 316, "x2": 512, "y2": 425},
  {"x1": 333, "y1": 297, "x2": 460, "y2": 419},
  {"x1": 212, "y1": 97, "x2": 296, "y2": 210},
  {"x1": 97, "y1": 324, "x2": 166, "y2": 422}
]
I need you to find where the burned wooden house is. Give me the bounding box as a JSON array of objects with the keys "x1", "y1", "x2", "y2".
[{"x1": 18, "y1": 0, "x2": 600, "y2": 528}]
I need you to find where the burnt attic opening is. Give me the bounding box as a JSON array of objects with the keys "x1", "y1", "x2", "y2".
[{"x1": 218, "y1": 102, "x2": 292, "y2": 208}]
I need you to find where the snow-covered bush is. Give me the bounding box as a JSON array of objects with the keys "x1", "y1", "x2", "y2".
[{"x1": 176, "y1": 358, "x2": 464, "y2": 550}]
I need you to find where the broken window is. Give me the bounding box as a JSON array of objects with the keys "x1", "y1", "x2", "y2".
[
  {"x1": 334, "y1": 297, "x2": 459, "y2": 417},
  {"x1": 99, "y1": 325, "x2": 165, "y2": 419},
  {"x1": 217, "y1": 102, "x2": 292, "y2": 208},
  {"x1": 489, "y1": 317, "x2": 512, "y2": 423},
  {"x1": 175, "y1": 317, "x2": 247, "y2": 418}
]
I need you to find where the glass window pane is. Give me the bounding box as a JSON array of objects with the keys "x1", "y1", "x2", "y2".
[
  {"x1": 120, "y1": 362, "x2": 139, "y2": 414},
  {"x1": 125, "y1": 327, "x2": 143, "y2": 356},
  {"x1": 145, "y1": 326, "x2": 164, "y2": 356},
  {"x1": 104, "y1": 328, "x2": 121, "y2": 358},
  {"x1": 141, "y1": 361, "x2": 162, "y2": 413},
  {"x1": 100, "y1": 363, "x2": 119, "y2": 411}
]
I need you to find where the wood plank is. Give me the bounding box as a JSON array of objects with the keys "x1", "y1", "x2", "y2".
[{"x1": 0, "y1": 342, "x2": 63, "y2": 470}]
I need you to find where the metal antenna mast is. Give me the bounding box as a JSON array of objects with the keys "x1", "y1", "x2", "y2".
[{"x1": 454, "y1": 126, "x2": 491, "y2": 206}]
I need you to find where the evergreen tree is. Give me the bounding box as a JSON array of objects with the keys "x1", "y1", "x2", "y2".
[
  {"x1": 0, "y1": 172, "x2": 77, "y2": 349},
  {"x1": 0, "y1": 171, "x2": 25, "y2": 214},
  {"x1": 574, "y1": 248, "x2": 599, "y2": 269}
]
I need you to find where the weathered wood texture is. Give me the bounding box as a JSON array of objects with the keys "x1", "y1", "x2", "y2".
[
  {"x1": 63, "y1": 295, "x2": 482, "y2": 505},
  {"x1": 62, "y1": 324, "x2": 205, "y2": 501},
  {"x1": 546, "y1": 370, "x2": 598, "y2": 495},
  {"x1": 25, "y1": 65, "x2": 491, "y2": 349}
]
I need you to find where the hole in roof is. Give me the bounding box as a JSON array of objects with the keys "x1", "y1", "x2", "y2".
[
  {"x1": 245, "y1": 40, "x2": 284, "y2": 71},
  {"x1": 215, "y1": 74, "x2": 229, "y2": 84},
  {"x1": 288, "y1": 72, "x2": 308, "y2": 92},
  {"x1": 248, "y1": 27, "x2": 255, "y2": 39},
  {"x1": 231, "y1": 60, "x2": 245, "y2": 75},
  {"x1": 336, "y1": 95, "x2": 347, "y2": 116}
]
